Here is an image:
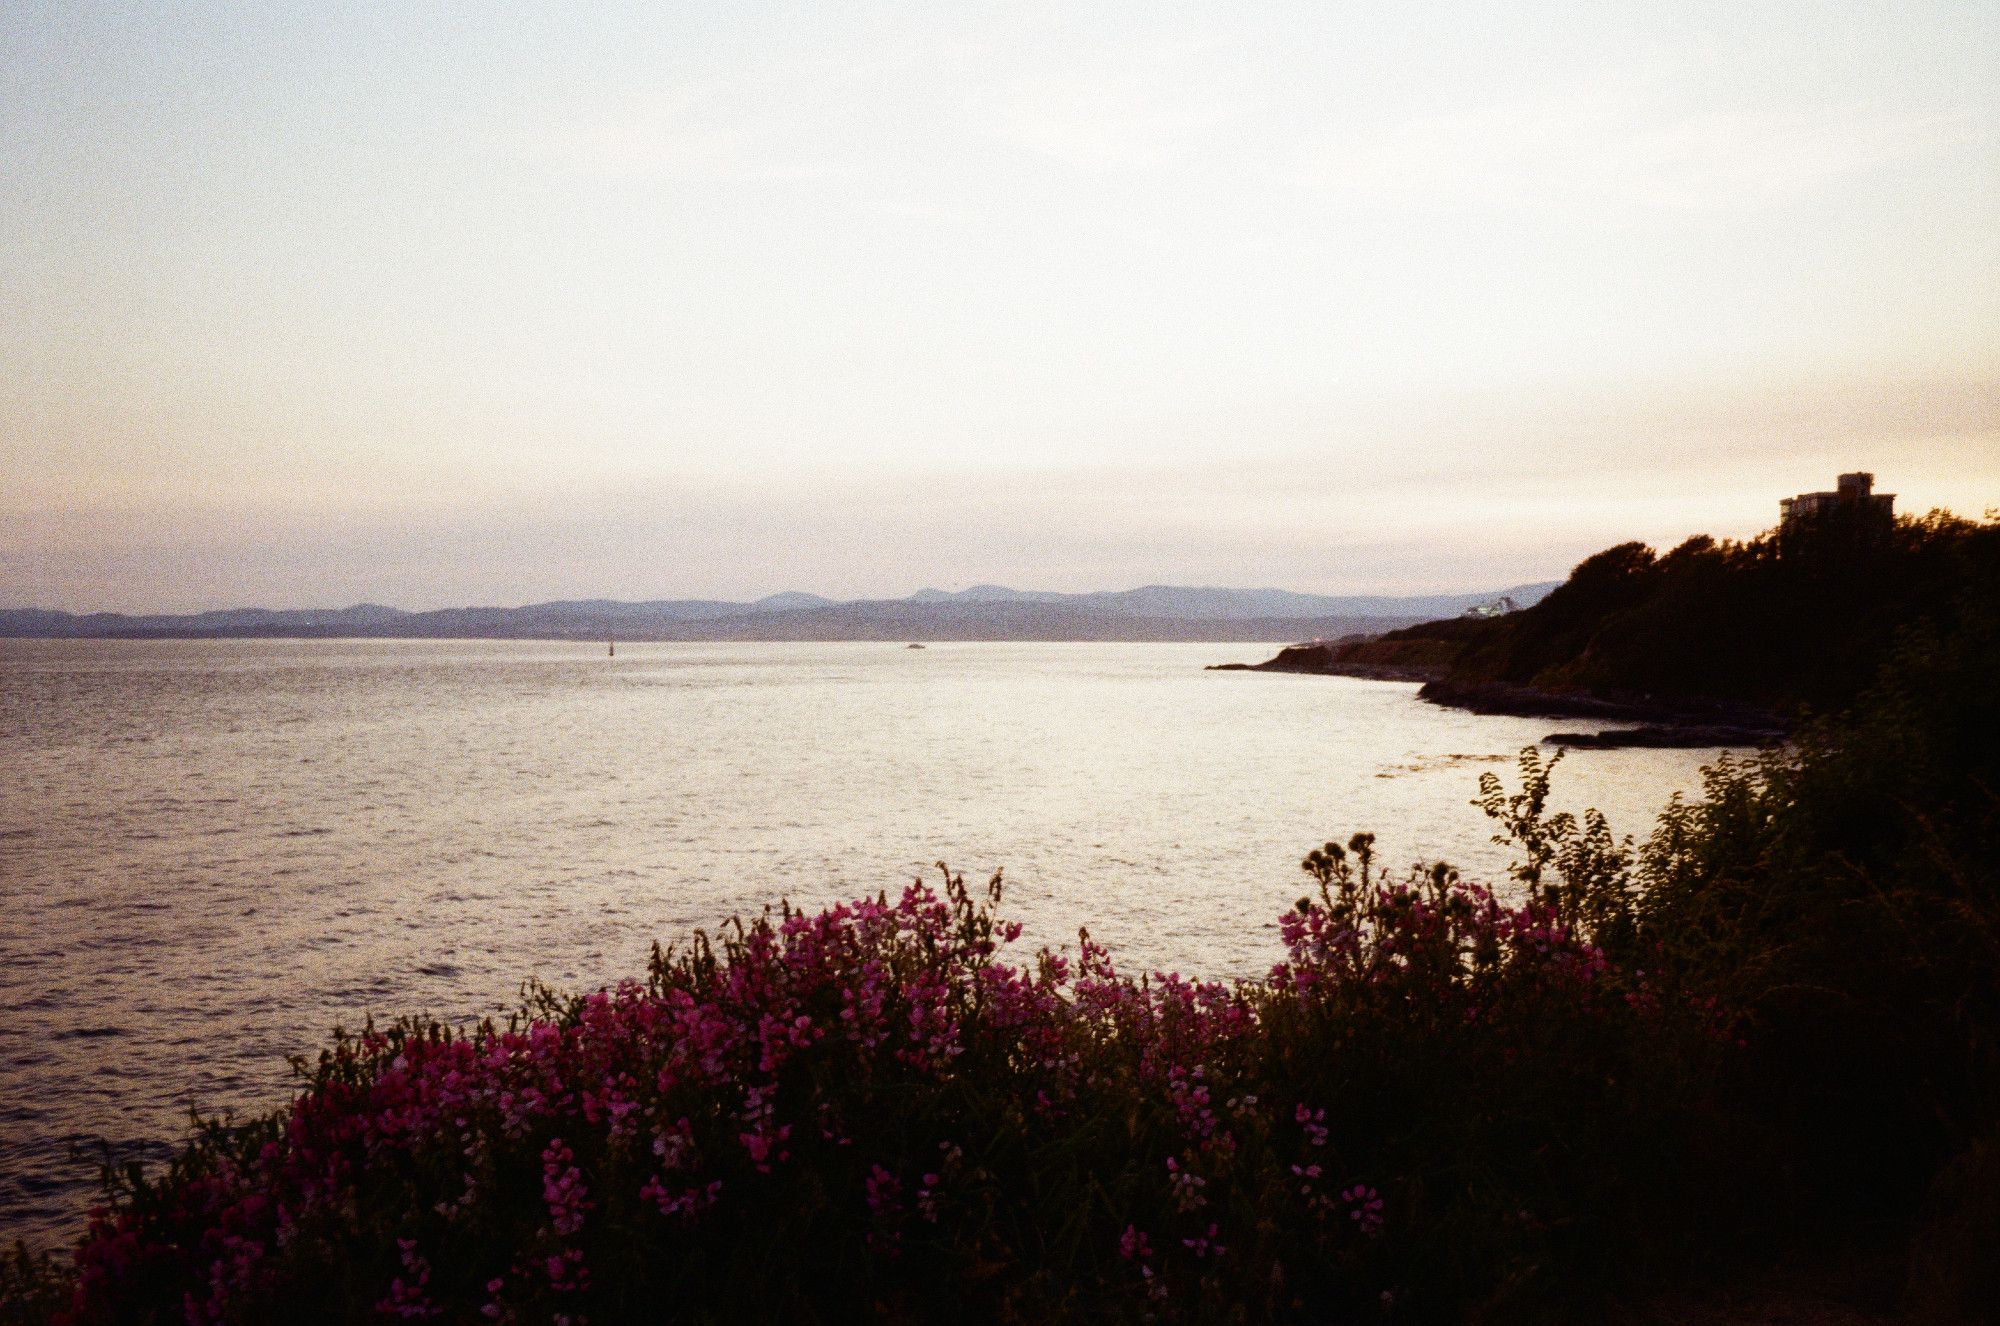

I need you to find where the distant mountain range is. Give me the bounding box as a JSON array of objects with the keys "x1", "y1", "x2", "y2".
[{"x1": 0, "y1": 583, "x2": 1559, "y2": 644}]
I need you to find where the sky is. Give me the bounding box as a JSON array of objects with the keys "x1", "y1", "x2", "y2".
[{"x1": 3, "y1": 1, "x2": 1996, "y2": 612}]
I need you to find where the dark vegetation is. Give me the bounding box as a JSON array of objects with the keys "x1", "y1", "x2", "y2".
[
  {"x1": 1272, "y1": 508, "x2": 1998, "y2": 725},
  {"x1": 4, "y1": 512, "x2": 1997, "y2": 1323}
]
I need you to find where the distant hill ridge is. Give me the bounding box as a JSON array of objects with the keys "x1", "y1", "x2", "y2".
[{"x1": 0, "y1": 582, "x2": 1558, "y2": 643}]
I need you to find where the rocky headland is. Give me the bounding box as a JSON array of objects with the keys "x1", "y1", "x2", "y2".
[
  {"x1": 1209, "y1": 635, "x2": 1790, "y2": 749},
  {"x1": 1211, "y1": 513, "x2": 1995, "y2": 751}
]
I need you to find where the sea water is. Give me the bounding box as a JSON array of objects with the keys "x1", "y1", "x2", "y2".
[{"x1": 0, "y1": 639, "x2": 1740, "y2": 1247}]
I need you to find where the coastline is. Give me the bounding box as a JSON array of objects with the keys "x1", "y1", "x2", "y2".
[{"x1": 1209, "y1": 646, "x2": 1789, "y2": 749}]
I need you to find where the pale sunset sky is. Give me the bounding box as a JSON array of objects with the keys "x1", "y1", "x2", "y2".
[{"x1": 3, "y1": 2, "x2": 1996, "y2": 611}]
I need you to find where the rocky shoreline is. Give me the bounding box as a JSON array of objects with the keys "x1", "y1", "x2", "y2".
[
  {"x1": 1210, "y1": 647, "x2": 1788, "y2": 749},
  {"x1": 1539, "y1": 724, "x2": 1785, "y2": 749},
  {"x1": 1205, "y1": 658, "x2": 1441, "y2": 683},
  {"x1": 1204, "y1": 639, "x2": 1450, "y2": 684}
]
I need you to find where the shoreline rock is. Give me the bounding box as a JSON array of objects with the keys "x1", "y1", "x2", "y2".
[
  {"x1": 1205, "y1": 641, "x2": 1446, "y2": 684},
  {"x1": 1212, "y1": 646, "x2": 1789, "y2": 741},
  {"x1": 1541, "y1": 724, "x2": 1786, "y2": 749},
  {"x1": 1417, "y1": 678, "x2": 1785, "y2": 730},
  {"x1": 1206, "y1": 658, "x2": 1443, "y2": 683}
]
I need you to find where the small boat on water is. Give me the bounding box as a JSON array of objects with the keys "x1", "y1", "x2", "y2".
[{"x1": 906, "y1": 643, "x2": 926, "y2": 650}]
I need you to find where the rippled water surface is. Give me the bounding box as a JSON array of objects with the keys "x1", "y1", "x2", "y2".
[{"x1": 1, "y1": 639, "x2": 1739, "y2": 1246}]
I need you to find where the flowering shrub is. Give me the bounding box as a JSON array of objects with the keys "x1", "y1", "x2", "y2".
[
  {"x1": 13, "y1": 549, "x2": 1996, "y2": 1322},
  {"x1": 4, "y1": 757, "x2": 1742, "y2": 1325}
]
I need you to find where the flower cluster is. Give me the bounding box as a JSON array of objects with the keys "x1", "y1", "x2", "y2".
[{"x1": 31, "y1": 814, "x2": 1725, "y2": 1324}]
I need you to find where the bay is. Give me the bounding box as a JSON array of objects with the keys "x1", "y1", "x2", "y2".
[{"x1": 0, "y1": 639, "x2": 1738, "y2": 1247}]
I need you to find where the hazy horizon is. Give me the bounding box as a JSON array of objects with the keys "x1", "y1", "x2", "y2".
[
  {"x1": 5, "y1": 3, "x2": 1996, "y2": 613},
  {"x1": 2, "y1": 572, "x2": 1569, "y2": 618}
]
